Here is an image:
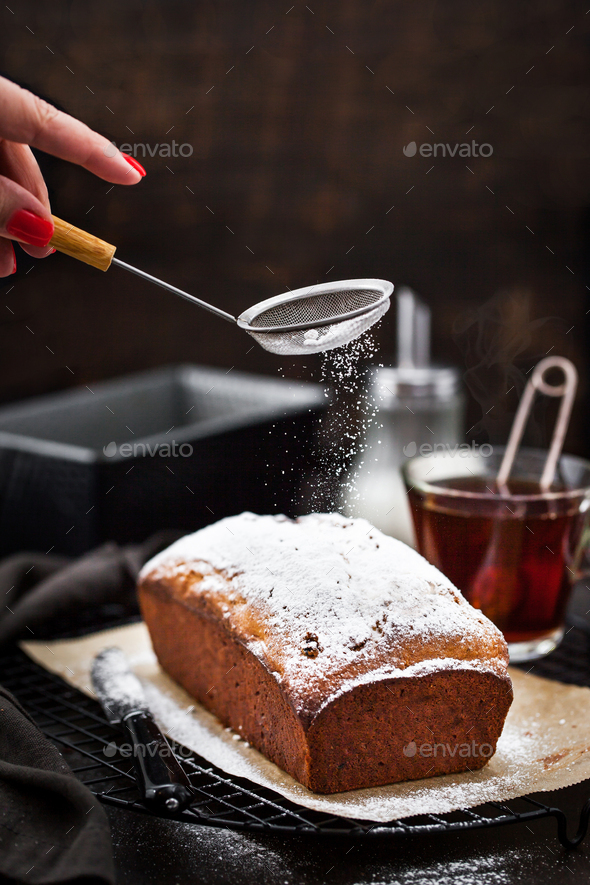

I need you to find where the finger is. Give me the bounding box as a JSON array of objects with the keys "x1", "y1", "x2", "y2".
[
  {"x1": 0, "y1": 238, "x2": 16, "y2": 277},
  {"x1": 0, "y1": 76, "x2": 145, "y2": 184},
  {"x1": 13, "y1": 241, "x2": 55, "y2": 260},
  {"x1": 0, "y1": 173, "x2": 54, "y2": 250},
  {"x1": 0, "y1": 140, "x2": 53, "y2": 258},
  {"x1": 0, "y1": 140, "x2": 49, "y2": 206}
]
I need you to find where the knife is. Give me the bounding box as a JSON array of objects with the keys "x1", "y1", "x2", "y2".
[{"x1": 91, "y1": 647, "x2": 193, "y2": 814}]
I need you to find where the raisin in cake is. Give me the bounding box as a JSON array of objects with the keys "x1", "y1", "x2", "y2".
[{"x1": 138, "y1": 513, "x2": 512, "y2": 794}]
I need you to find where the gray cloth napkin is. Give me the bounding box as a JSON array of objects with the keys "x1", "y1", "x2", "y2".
[{"x1": 0, "y1": 531, "x2": 181, "y2": 884}]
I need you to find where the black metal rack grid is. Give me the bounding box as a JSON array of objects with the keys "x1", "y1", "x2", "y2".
[{"x1": 2, "y1": 620, "x2": 590, "y2": 847}]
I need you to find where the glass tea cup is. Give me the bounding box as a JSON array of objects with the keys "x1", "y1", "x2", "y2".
[{"x1": 402, "y1": 446, "x2": 590, "y2": 662}]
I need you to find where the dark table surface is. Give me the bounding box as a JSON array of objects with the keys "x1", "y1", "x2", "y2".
[
  {"x1": 101, "y1": 584, "x2": 590, "y2": 884},
  {"x1": 106, "y1": 781, "x2": 590, "y2": 884}
]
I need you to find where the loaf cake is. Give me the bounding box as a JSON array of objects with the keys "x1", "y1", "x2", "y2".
[{"x1": 138, "y1": 513, "x2": 512, "y2": 794}]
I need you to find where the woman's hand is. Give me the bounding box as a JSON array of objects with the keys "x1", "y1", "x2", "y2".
[{"x1": 0, "y1": 75, "x2": 145, "y2": 277}]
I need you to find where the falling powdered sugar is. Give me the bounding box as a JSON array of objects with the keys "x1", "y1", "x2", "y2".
[
  {"x1": 320, "y1": 329, "x2": 379, "y2": 394},
  {"x1": 300, "y1": 329, "x2": 383, "y2": 513}
]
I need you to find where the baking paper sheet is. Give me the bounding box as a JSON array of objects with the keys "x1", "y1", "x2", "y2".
[{"x1": 21, "y1": 622, "x2": 590, "y2": 822}]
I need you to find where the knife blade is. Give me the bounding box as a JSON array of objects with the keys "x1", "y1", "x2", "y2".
[{"x1": 91, "y1": 647, "x2": 193, "y2": 814}]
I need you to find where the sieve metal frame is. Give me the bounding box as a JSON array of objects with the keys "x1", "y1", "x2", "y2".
[{"x1": 236, "y1": 279, "x2": 393, "y2": 334}]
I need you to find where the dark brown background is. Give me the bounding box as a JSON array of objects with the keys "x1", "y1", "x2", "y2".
[{"x1": 1, "y1": 0, "x2": 589, "y2": 452}]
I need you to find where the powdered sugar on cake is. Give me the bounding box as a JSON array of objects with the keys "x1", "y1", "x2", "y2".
[{"x1": 141, "y1": 513, "x2": 507, "y2": 716}]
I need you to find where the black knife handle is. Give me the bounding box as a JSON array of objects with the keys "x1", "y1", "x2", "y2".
[{"x1": 122, "y1": 711, "x2": 193, "y2": 813}]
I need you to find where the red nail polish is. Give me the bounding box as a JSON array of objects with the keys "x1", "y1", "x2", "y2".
[
  {"x1": 6, "y1": 210, "x2": 54, "y2": 247},
  {"x1": 10, "y1": 243, "x2": 16, "y2": 274},
  {"x1": 121, "y1": 153, "x2": 146, "y2": 177}
]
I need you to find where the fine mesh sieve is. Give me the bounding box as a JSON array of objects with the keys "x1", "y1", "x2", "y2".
[
  {"x1": 46, "y1": 218, "x2": 392, "y2": 355},
  {"x1": 236, "y1": 280, "x2": 393, "y2": 355}
]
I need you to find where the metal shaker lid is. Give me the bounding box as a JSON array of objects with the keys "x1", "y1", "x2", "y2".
[{"x1": 370, "y1": 365, "x2": 462, "y2": 404}]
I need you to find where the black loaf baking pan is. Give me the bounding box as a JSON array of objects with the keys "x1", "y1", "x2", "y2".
[{"x1": 0, "y1": 364, "x2": 326, "y2": 557}]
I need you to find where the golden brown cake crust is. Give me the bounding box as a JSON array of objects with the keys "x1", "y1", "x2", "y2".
[{"x1": 138, "y1": 513, "x2": 513, "y2": 793}]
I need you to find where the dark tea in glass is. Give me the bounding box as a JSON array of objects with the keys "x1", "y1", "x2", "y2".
[{"x1": 403, "y1": 448, "x2": 590, "y2": 661}]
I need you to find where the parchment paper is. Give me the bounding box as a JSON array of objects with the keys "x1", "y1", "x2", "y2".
[{"x1": 21, "y1": 622, "x2": 590, "y2": 822}]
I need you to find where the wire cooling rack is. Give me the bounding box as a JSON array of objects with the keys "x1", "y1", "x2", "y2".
[{"x1": 1, "y1": 619, "x2": 590, "y2": 847}]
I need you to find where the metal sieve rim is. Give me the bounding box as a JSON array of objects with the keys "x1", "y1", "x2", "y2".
[{"x1": 236, "y1": 278, "x2": 393, "y2": 334}]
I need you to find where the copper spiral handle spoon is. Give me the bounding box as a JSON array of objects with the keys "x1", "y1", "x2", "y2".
[{"x1": 496, "y1": 356, "x2": 578, "y2": 491}]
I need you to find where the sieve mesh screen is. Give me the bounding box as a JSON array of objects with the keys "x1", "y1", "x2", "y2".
[
  {"x1": 245, "y1": 298, "x2": 390, "y2": 355},
  {"x1": 248, "y1": 288, "x2": 383, "y2": 329}
]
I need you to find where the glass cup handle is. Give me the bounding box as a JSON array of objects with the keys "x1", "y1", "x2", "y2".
[{"x1": 572, "y1": 515, "x2": 590, "y2": 581}]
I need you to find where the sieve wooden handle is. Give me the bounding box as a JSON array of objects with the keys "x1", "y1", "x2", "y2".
[{"x1": 49, "y1": 216, "x2": 117, "y2": 271}]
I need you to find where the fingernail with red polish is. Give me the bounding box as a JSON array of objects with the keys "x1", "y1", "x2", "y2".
[
  {"x1": 121, "y1": 153, "x2": 146, "y2": 177},
  {"x1": 10, "y1": 243, "x2": 16, "y2": 275},
  {"x1": 6, "y1": 210, "x2": 54, "y2": 247}
]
